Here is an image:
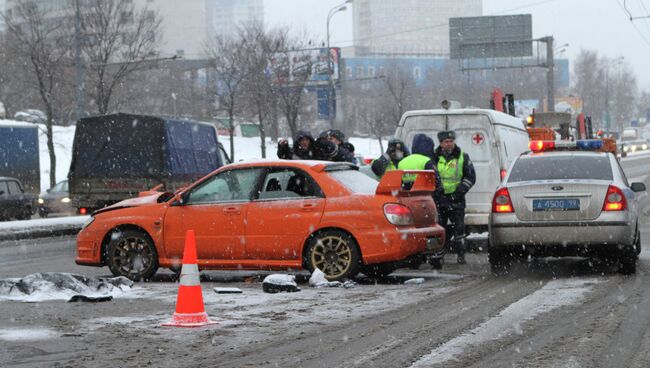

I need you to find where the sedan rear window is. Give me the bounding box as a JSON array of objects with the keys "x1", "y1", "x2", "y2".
[
  {"x1": 509, "y1": 155, "x2": 613, "y2": 182},
  {"x1": 329, "y1": 170, "x2": 378, "y2": 194}
]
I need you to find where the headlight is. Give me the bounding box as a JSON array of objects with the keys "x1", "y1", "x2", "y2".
[
  {"x1": 643, "y1": 144, "x2": 648, "y2": 150},
  {"x1": 623, "y1": 146, "x2": 629, "y2": 152},
  {"x1": 631, "y1": 145, "x2": 637, "y2": 152},
  {"x1": 38, "y1": 198, "x2": 44, "y2": 204},
  {"x1": 81, "y1": 217, "x2": 95, "y2": 230},
  {"x1": 61, "y1": 197, "x2": 70, "y2": 203}
]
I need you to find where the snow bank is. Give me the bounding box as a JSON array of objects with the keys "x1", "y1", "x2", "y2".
[{"x1": 0, "y1": 273, "x2": 133, "y2": 303}]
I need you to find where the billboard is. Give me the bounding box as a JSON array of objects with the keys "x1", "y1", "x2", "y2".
[
  {"x1": 268, "y1": 47, "x2": 340, "y2": 85},
  {"x1": 450, "y1": 15, "x2": 533, "y2": 59}
]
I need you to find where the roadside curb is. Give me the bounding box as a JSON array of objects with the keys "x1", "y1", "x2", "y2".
[{"x1": 0, "y1": 225, "x2": 82, "y2": 241}]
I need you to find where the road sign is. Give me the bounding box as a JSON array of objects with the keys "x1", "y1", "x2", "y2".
[{"x1": 449, "y1": 15, "x2": 533, "y2": 60}]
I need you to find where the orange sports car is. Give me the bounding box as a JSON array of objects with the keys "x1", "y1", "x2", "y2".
[{"x1": 76, "y1": 161, "x2": 445, "y2": 281}]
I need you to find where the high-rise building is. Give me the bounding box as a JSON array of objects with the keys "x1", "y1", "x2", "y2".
[
  {"x1": 352, "y1": 0, "x2": 482, "y2": 57},
  {"x1": 3, "y1": 0, "x2": 264, "y2": 59},
  {"x1": 207, "y1": 0, "x2": 263, "y2": 41}
]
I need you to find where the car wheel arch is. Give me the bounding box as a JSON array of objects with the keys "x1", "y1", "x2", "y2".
[{"x1": 101, "y1": 224, "x2": 156, "y2": 265}]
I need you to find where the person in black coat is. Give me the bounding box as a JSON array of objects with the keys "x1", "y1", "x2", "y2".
[
  {"x1": 277, "y1": 130, "x2": 315, "y2": 160},
  {"x1": 317, "y1": 129, "x2": 356, "y2": 163}
]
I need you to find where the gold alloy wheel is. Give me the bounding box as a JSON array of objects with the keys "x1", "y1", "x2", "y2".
[
  {"x1": 111, "y1": 236, "x2": 154, "y2": 278},
  {"x1": 311, "y1": 235, "x2": 353, "y2": 279}
]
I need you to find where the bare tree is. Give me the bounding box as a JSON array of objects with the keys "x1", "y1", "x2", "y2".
[
  {"x1": 206, "y1": 36, "x2": 248, "y2": 161},
  {"x1": 77, "y1": 0, "x2": 162, "y2": 114},
  {"x1": 381, "y1": 62, "x2": 417, "y2": 125},
  {"x1": 3, "y1": 0, "x2": 74, "y2": 187},
  {"x1": 240, "y1": 24, "x2": 288, "y2": 158}
]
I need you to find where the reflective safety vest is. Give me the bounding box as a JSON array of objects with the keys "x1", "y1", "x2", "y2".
[
  {"x1": 398, "y1": 153, "x2": 431, "y2": 183},
  {"x1": 438, "y1": 151, "x2": 464, "y2": 194}
]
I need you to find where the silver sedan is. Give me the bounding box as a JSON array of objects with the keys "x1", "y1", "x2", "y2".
[{"x1": 488, "y1": 151, "x2": 645, "y2": 274}]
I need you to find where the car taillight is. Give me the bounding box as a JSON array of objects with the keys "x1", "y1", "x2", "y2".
[
  {"x1": 79, "y1": 207, "x2": 87, "y2": 215},
  {"x1": 500, "y1": 169, "x2": 507, "y2": 180},
  {"x1": 384, "y1": 203, "x2": 414, "y2": 226},
  {"x1": 363, "y1": 158, "x2": 373, "y2": 165},
  {"x1": 602, "y1": 185, "x2": 627, "y2": 211},
  {"x1": 492, "y1": 188, "x2": 514, "y2": 213}
]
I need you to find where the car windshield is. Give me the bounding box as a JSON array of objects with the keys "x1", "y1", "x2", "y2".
[
  {"x1": 329, "y1": 169, "x2": 378, "y2": 194},
  {"x1": 509, "y1": 155, "x2": 613, "y2": 182}
]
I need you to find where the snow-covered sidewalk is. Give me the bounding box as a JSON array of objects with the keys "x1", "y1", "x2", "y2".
[{"x1": 0, "y1": 216, "x2": 88, "y2": 241}]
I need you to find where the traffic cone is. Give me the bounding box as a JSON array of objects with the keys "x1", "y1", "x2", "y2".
[{"x1": 162, "y1": 230, "x2": 217, "y2": 328}]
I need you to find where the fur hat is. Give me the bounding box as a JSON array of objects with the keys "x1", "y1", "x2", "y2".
[{"x1": 437, "y1": 130, "x2": 456, "y2": 141}]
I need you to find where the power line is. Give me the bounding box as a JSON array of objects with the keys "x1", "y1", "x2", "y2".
[{"x1": 616, "y1": 0, "x2": 650, "y2": 47}]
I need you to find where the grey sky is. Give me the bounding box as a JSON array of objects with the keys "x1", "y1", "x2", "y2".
[{"x1": 265, "y1": 0, "x2": 650, "y2": 90}]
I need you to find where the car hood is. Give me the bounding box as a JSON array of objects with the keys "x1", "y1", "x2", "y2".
[{"x1": 93, "y1": 192, "x2": 169, "y2": 215}]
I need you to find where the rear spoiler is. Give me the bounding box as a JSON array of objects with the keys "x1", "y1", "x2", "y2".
[{"x1": 375, "y1": 170, "x2": 436, "y2": 196}]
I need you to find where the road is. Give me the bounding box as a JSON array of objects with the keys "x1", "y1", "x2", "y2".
[{"x1": 0, "y1": 155, "x2": 648, "y2": 368}]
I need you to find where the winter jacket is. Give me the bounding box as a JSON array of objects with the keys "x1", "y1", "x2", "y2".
[
  {"x1": 432, "y1": 145, "x2": 476, "y2": 210},
  {"x1": 371, "y1": 139, "x2": 410, "y2": 177},
  {"x1": 277, "y1": 130, "x2": 315, "y2": 160}
]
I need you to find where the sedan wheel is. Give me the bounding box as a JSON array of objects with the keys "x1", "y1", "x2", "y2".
[
  {"x1": 106, "y1": 230, "x2": 159, "y2": 281},
  {"x1": 306, "y1": 231, "x2": 361, "y2": 281}
]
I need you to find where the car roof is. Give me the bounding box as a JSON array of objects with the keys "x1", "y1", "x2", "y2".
[
  {"x1": 400, "y1": 108, "x2": 525, "y2": 131},
  {"x1": 224, "y1": 159, "x2": 357, "y2": 173}
]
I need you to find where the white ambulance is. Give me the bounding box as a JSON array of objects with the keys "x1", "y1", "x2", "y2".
[{"x1": 394, "y1": 108, "x2": 530, "y2": 233}]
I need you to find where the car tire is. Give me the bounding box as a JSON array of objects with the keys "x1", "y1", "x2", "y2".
[
  {"x1": 363, "y1": 263, "x2": 397, "y2": 278},
  {"x1": 635, "y1": 230, "x2": 642, "y2": 256},
  {"x1": 16, "y1": 207, "x2": 32, "y2": 220},
  {"x1": 304, "y1": 230, "x2": 361, "y2": 282},
  {"x1": 619, "y1": 249, "x2": 637, "y2": 275},
  {"x1": 106, "y1": 229, "x2": 159, "y2": 281},
  {"x1": 428, "y1": 256, "x2": 444, "y2": 270},
  {"x1": 488, "y1": 247, "x2": 512, "y2": 275}
]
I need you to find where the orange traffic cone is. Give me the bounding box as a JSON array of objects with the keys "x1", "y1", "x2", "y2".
[{"x1": 162, "y1": 230, "x2": 217, "y2": 328}]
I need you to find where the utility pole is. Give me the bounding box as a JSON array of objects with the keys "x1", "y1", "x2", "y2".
[
  {"x1": 74, "y1": 0, "x2": 84, "y2": 121},
  {"x1": 543, "y1": 36, "x2": 555, "y2": 112}
]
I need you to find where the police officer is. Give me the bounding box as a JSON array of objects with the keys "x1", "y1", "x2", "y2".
[
  {"x1": 371, "y1": 139, "x2": 409, "y2": 178},
  {"x1": 433, "y1": 130, "x2": 476, "y2": 264},
  {"x1": 398, "y1": 134, "x2": 444, "y2": 269}
]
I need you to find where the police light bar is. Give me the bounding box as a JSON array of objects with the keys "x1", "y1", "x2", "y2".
[{"x1": 529, "y1": 140, "x2": 604, "y2": 152}]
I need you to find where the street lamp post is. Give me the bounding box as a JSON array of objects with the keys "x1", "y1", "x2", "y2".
[{"x1": 326, "y1": 0, "x2": 352, "y2": 128}]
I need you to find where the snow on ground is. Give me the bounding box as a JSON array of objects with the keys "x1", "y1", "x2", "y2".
[
  {"x1": 80, "y1": 277, "x2": 460, "y2": 341},
  {"x1": 409, "y1": 278, "x2": 603, "y2": 367},
  {"x1": 0, "y1": 216, "x2": 88, "y2": 231},
  {"x1": 0, "y1": 273, "x2": 133, "y2": 303},
  {"x1": 0, "y1": 328, "x2": 59, "y2": 342}
]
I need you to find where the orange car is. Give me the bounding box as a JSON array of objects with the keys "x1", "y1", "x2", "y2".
[{"x1": 76, "y1": 161, "x2": 445, "y2": 281}]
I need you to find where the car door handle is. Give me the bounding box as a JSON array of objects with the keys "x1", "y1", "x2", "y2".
[
  {"x1": 223, "y1": 206, "x2": 241, "y2": 214},
  {"x1": 301, "y1": 203, "x2": 317, "y2": 211}
]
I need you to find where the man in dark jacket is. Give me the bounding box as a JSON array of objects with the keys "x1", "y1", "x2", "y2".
[
  {"x1": 318, "y1": 129, "x2": 355, "y2": 163},
  {"x1": 433, "y1": 130, "x2": 476, "y2": 264},
  {"x1": 371, "y1": 139, "x2": 410, "y2": 178},
  {"x1": 277, "y1": 130, "x2": 314, "y2": 160}
]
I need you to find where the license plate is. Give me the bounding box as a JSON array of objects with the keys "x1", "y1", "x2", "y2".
[{"x1": 533, "y1": 198, "x2": 580, "y2": 211}]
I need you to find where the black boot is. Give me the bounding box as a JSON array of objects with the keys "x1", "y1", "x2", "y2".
[{"x1": 456, "y1": 238, "x2": 466, "y2": 264}]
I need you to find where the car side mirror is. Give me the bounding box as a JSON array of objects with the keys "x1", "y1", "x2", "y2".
[
  {"x1": 631, "y1": 182, "x2": 646, "y2": 193},
  {"x1": 171, "y1": 193, "x2": 187, "y2": 206}
]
